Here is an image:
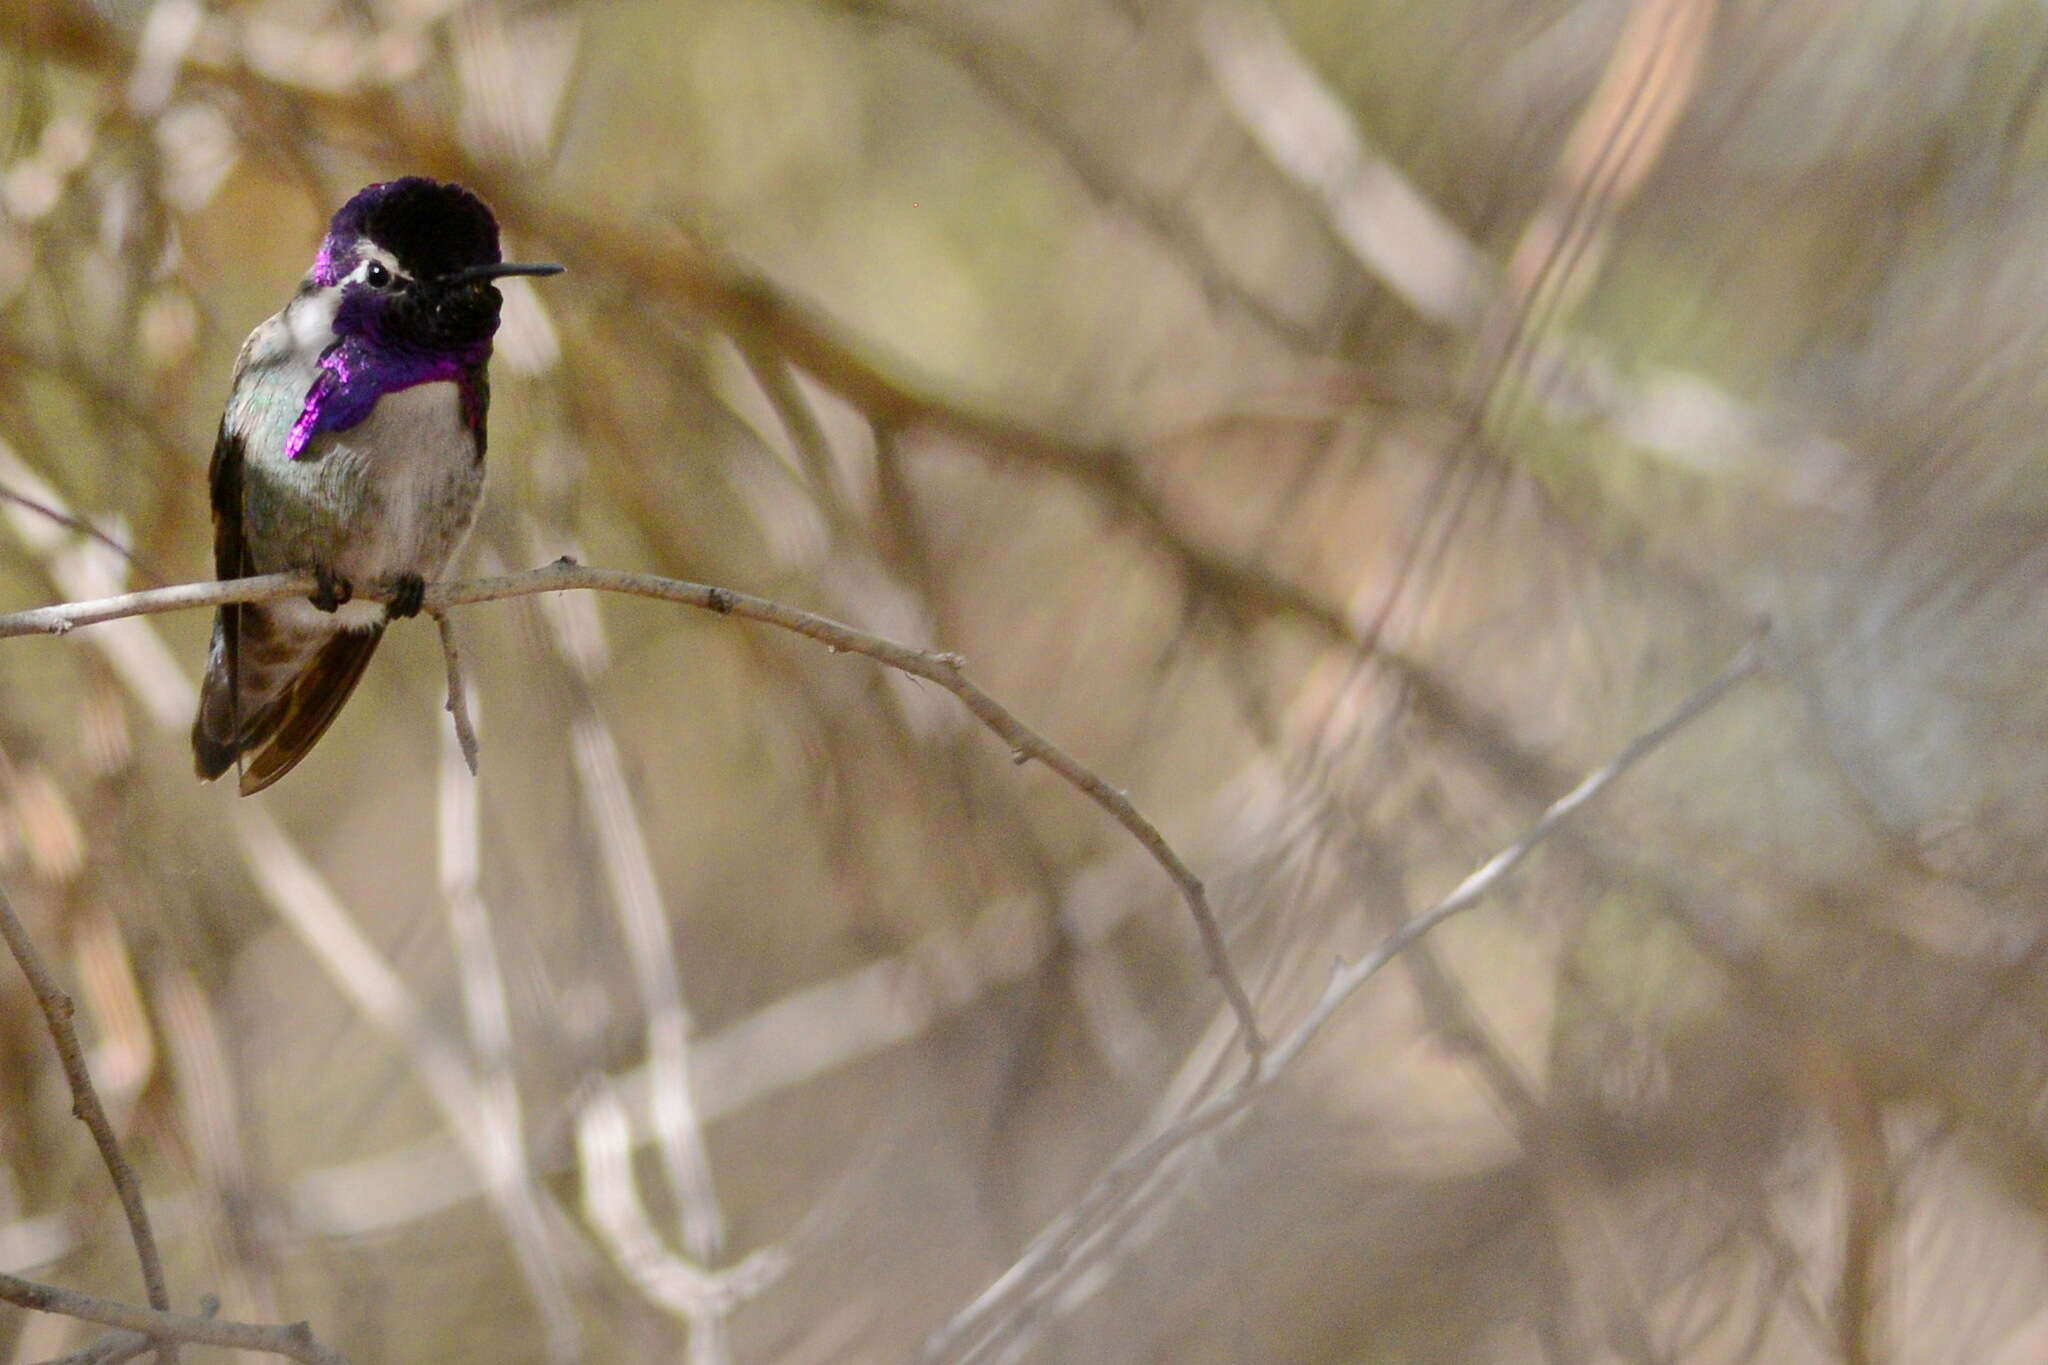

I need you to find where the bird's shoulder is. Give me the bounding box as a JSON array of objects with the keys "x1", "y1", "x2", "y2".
[
  {"x1": 232, "y1": 276, "x2": 333, "y2": 370},
  {"x1": 223, "y1": 283, "x2": 332, "y2": 463}
]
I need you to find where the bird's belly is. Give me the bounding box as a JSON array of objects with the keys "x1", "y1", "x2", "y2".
[{"x1": 325, "y1": 381, "x2": 484, "y2": 585}]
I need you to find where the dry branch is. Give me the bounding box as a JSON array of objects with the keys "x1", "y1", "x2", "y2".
[
  {"x1": 434, "y1": 697, "x2": 581, "y2": 1363},
  {"x1": 0, "y1": 561, "x2": 1267, "y2": 1060},
  {"x1": 0, "y1": 1271, "x2": 351, "y2": 1365},
  {"x1": 430, "y1": 607, "x2": 482, "y2": 776},
  {"x1": 923, "y1": 632, "x2": 1766, "y2": 1363},
  {"x1": 0, "y1": 879, "x2": 176, "y2": 1364},
  {"x1": 574, "y1": 1081, "x2": 789, "y2": 1365},
  {"x1": 0, "y1": 482, "x2": 160, "y2": 584}
]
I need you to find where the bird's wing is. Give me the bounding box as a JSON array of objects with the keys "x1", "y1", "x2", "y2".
[{"x1": 191, "y1": 322, "x2": 386, "y2": 793}]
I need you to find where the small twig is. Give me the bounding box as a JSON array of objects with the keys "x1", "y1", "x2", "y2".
[
  {"x1": 1191, "y1": 0, "x2": 1487, "y2": 328},
  {"x1": 0, "y1": 1272, "x2": 351, "y2": 1365},
  {"x1": 430, "y1": 607, "x2": 481, "y2": 776},
  {"x1": 575, "y1": 1082, "x2": 788, "y2": 1365},
  {"x1": 922, "y1": 634, "x2": 1766, "y2": 1363},
  {"x1": 435, "y1": 698, "x2": 581, "y2": 1363},
  {"x1": 1276, "y1": 632, "x2": 1764, "y2": 1073},
  {"x1": 731, "y1": 332, "x2": 852, "y2": 528},
  {"x1": 0, "y1": 483, "x2": 162, "y2": 584},
  {"x1": 0, "y1": 878, "x2": 177, "y2": 1364},
  {"x1": 0, "y1": 562, "x2": 1267, "y2": 1059}
]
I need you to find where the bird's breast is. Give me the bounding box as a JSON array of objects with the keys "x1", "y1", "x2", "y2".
[
  {"x1": 329, "y1": 378, "x2": 484, "y2": 579},
  {"x1": 235, "y1": 374, "x2": 484, "y2": 623}
]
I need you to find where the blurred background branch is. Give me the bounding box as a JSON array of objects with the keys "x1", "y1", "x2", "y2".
[{"x1": 0, "y1": 876, "x2": 176, "y2": 1362}]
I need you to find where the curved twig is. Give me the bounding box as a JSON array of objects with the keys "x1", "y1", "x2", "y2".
[
  {"x1": 0, "y1": 561, "x2": 1267, "y2": 1062},
  {"x1": 0, "y1": 483, "x2": 161, "y2": 584},
  {"x1": 0, "y1": 879, "x2": 177, "y2": 1364},
  {"x1": 922, "y1": 632, "x2": 1765, "y2": 1363}
]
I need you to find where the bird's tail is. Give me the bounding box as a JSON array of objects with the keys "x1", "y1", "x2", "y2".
[{"x1": 192, "y1": 602, "x2": 383, "y2": 794}]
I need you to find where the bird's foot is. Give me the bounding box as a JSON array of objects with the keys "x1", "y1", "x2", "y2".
[
  {"x1": 309, "y1": 566, "x2": 355, "y2": 613},
  {"x1": 383, "y1": 573, "x2": 427, "y2": 621}
]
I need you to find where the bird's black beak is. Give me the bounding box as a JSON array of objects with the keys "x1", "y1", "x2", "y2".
[{"x1": 444, "y1": 261, "x2": 566, "y2": 285}]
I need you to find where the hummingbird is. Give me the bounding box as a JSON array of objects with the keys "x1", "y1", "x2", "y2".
[{"x1": 191, "y1": 177, "x2": 562, "y2": 793}]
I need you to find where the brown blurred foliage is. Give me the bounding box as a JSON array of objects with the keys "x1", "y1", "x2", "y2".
[{"x1": 5, "y1": 0, "x2": 2048, "y2": 1361}]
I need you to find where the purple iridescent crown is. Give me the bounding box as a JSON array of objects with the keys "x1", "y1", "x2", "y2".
[{"x1": 315, "y1": 178, "x2": 502, "y2": 286}]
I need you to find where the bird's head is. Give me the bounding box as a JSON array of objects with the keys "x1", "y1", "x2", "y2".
[{"x1": 312, "y1": 177, "x2": 561, "y2": 359}]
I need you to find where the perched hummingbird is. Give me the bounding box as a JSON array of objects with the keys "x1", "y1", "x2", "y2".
[{"x1": 191, "y1": 177, "x2": 562, "y2": 793}]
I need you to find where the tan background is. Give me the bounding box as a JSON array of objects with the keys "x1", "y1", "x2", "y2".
[{"x1": 4, "y1": 1, "x2": 2048, "y2": 1361}]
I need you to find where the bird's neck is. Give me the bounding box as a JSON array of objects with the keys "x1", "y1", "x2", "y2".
[{"x1": 286, "y1": 330, "x2": 488, "y2": 460}]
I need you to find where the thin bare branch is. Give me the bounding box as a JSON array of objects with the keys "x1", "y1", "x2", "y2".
[
  {"x1": 923, "y1": 633, "x2": 1766, "y2": 1363},
  {"x1": 38, "y1": 1327, "x2": 156, "y2": 1364},
  {"x1": 0, "y1": 1272, "x2": 350, "y2": 1365},
  {"x1": 574, "y1": 1082, "x2": 789, "y2": 1365},
  {"x1": 430, "y1": 607, "x2": 481, "y2": 776},
  {"x1": 0, "y1": 877, "x2": 176, "y2": 1364},
  {"x1": 39, "y1": 1297, "x2": 226, "y2": 1365},
  {"x1": 0, "y1": 562, "x2": 1266, "y2": 1058},
  {"x1": 1190, "y1": 0, "x2": 1488, "y2": 328},
  {"x1": 566, "y1": 690, "x2": 728, "y2": 1268},
  {"x1": 0, "y1": 482, "x2": 160, "y2": 584},
  {"x1": 435, "y1": 699, "x2": 581, "y2": 1363}
]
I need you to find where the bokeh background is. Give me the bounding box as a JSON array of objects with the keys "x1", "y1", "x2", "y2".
[{"x1": 5, "y1": 0, "x2": 2048, "y2": 1361}]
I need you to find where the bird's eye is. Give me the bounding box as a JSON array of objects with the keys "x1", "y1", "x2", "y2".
[{"x1": 364, "y1": 261, "x2": 391, "y2": 289}]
